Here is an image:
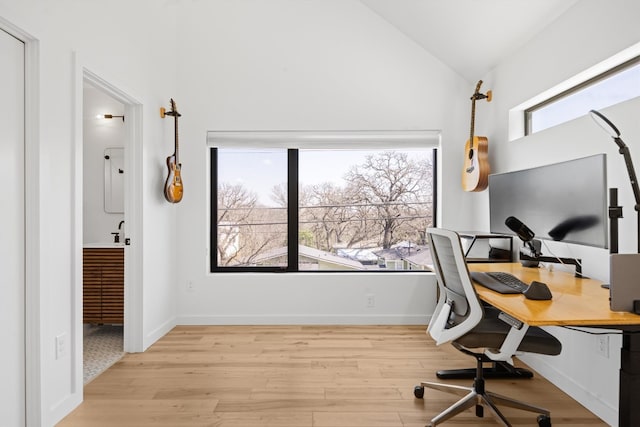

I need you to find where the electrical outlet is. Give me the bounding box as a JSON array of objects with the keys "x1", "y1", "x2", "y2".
[
  {"x1": 187, "y1": 280, "x2": 195, "y2": 291},
  {"x1": 55, "y1": 333, "x2": 67, "y2": 360},
  {"x1": 366, "y1": 293, "x2": 375, "y2": 308},
  {"x1": 596, "y1": 335, "x2": 609, "y2": 358}
]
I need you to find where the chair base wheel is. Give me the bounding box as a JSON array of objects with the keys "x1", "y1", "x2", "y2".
[
  {"x1": 414, "y1": 385, "x2": 425, "y2": 399},
  {"x1": 537, "y1": 414, "x2": 551, "y2": 427}
]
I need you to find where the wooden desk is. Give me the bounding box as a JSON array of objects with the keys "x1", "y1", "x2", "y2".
[
  {"x1": 469, "y1": 262, "x2": 640, "y2": 327},
  {"x1": 468, "y1": 262, "x2": 640, "y2": 427}
]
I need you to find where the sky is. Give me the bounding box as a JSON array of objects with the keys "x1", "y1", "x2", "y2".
[
  {"x1": 532, "y1": 62, "x2": 640, "y2": 133},
  {"x1": 218, "y1": 148, "x2": 433, "y2": 206}
]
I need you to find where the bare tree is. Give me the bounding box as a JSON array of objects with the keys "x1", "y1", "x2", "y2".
[
  {"x1": 270, "y1": 183, "x2": 288, "y2": 207},
  {"x1": 217, "y1": 182, "x2": 285, "y2": 266},
  {"x1": 216, "y1": 150, "x2": 433, "y2": 267},
  {"x1": 344, "y1": 151, "x2": 433, "y2": 249},
  {"x1": 300, "y1": 182, "x2": 361, "y2": 251}
]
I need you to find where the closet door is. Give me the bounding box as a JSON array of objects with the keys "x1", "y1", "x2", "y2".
[{"x1": 0, "y1": 28, "x2": 25, "y2": 425}]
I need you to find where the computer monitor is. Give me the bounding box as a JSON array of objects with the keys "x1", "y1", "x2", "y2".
[{"x1": 489, "y1": 154, "x2": 608, "y2": 249}]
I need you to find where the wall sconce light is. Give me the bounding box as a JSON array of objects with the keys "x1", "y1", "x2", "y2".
[{"x1": 96, "y1": 114, "x2": 125, "y2": 121}]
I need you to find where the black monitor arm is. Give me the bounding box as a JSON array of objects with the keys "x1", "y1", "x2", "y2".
[
  {"x1": 506, "y1": 216, "x2": 582, "y2": 277},
  {"x1": 519, "y1": 251, "x2": 583, "y2": 277}
]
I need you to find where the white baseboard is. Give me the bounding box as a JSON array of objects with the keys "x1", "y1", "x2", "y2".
[
  {"x1": 177, "y1": 314, "x2": 431, "y2": 326},
  {"x1": 143, "y1": 316, "x2": 177, "y2": 350},
  {"x1": 49, "y1": 392, "x2": 83, "y2": 427},
  {"x1": 519, "y1": 353, "x2": 617, "y2": 426}
]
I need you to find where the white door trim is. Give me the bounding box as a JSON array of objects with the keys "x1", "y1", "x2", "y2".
[
  {"x1": 0, "y1": 16, "x2": 41, "y2": 427},
  {"x1": 73, "y1": 59, "x2": 145, "y2": 358}
]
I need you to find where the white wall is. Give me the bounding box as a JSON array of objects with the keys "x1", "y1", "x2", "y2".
[
  {"x1": 0, "y1": 0, "x2": 477, "y2": 423},
  {"x1": 476, "y1": 1, "x2": 640, "y2": 424},
  {"x1": 83, "y1": 86, "x2": 125, "y2": 244},
  {"x1": 0, "y1": 1, "x2": 180, "y2": 424},
  {"x1": 173, "y1": 0, "x2": 474, "y2": 327},
  {"x1": 6, "y1": 0, "x2": 636, "y2": 424}
]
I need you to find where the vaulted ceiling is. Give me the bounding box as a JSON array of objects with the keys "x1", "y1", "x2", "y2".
[{"x1": 361, "y1": 0, "x2": 579, "y2": 82}]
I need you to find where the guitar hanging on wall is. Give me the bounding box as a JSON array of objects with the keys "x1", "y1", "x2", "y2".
[
  {"x1": 161, "y1": 98, "x2": 184, "y2": 203},
  {"x1": 461, "y1": 80, "x2": 492, "y2": 192}
]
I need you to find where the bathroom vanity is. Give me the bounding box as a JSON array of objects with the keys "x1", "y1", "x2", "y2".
[{"x1": 83, "y1": 245, "x2": 124, "y2": 324}]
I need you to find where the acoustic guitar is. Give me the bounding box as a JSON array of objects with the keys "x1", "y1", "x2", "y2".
[
  {"x1": 461, "y1": 80, "x2": 492, "y2": 192},
  {"x1": 162, "y1": 98, "x2": 184, "y2": 203}
]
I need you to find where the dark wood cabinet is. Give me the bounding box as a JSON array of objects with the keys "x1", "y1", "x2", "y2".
[{"x1": 83, "y1": 248, "x2": 124, "y2": 324}]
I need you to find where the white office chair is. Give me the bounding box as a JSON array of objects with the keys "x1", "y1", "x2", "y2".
[{"x1": 414, "y1": 228, "x2": 561, "y2": 427}]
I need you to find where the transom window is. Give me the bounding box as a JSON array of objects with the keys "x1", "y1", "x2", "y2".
[
  {"x1": 208, "y1": 131, "x2": 438, "y2": 272},
  {"x1": 525, "y1": 56, "x2": 640, "y2": 135}
]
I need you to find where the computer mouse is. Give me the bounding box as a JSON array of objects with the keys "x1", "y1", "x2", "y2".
[{"x1": 523, "y1": 281, "x2": 552, "y2": 300}]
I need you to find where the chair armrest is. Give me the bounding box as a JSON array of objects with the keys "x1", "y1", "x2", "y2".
[
  {"x1": 428, "y1": 301, "x2": 452, "y2": 345},
  {"x1": 484, "y1": 318, "x2": 530, "y2": 362}
]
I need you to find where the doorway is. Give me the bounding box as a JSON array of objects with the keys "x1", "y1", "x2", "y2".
[
  {"x1": 77, "y1": 67, "x2": 144, "y2": 380},
  {"x1": 82, "y1": 83, "x2": 126, "y2": 383}
]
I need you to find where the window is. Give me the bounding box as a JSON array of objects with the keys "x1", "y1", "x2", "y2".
[
  {"x1": 209, "y1": 131, "x2": 437, "y2": 272},
  {"x1": 525, "y1": 56, "x2": 640, "y2": 135},
  {"x1": 214, "y1": 148, "x2": 290, "y2": 268}
]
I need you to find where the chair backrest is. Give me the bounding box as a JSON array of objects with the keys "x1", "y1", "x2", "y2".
[{"x1": 426, "y1": 228, "x2": 484, "y2": 345}]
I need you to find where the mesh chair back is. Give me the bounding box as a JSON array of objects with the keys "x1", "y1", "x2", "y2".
[{"x1": 427, "y1": 228, "x2": 483, "y2": 345}]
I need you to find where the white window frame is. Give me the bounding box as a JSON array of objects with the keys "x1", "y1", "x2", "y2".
[
  {"x1": 206, "y1": 130, "x2": 440, "y2": 273},
  {"x1": 509, "y1": 41, "x2": 640, "y2": 141}
]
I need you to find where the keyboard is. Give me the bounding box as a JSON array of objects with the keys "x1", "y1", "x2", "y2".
[{"x1": 470, "y1": 271, "x2": 529, "y2": 294}]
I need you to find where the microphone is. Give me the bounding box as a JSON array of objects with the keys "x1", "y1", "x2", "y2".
[
  {"x1": 505, "y1": 216, "x2": 541, "y2": 259},
  {"x1": 505, "y1": 216, "x2": 535, "y2": 242},
  {"x1": 505, "y1": 216, "x2": 585, "y2": 275}
]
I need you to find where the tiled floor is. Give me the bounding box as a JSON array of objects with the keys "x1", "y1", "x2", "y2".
[{"x1": 83, "y1": 324, "x2": 124, "y2": 384}]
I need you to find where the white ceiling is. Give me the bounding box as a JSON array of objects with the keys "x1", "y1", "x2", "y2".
[{"x1": 361, "y1": 0, "x2": 579, "y2": 82}]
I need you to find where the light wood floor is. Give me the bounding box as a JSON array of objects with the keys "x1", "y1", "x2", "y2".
[{"x1": 58, "y1": 325, "x2": 607, "y2": 427}]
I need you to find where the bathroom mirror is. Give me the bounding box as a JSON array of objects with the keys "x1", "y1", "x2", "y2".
[{"x1": 104, "y1": 147, "x2": 124, "y2": 213}]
